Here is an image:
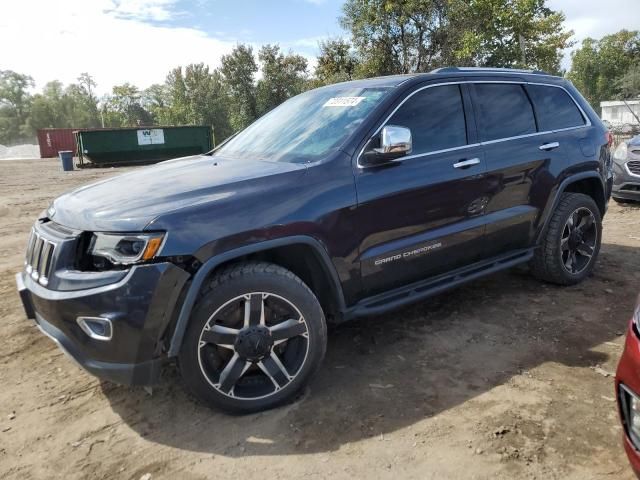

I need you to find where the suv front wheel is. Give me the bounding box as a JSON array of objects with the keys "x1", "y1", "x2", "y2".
[
  {"x1": 179, "y1": 262, "x2": 327, "y2": 413},
  {"x1": 531, "y1": 192, "x2": 602, "y2": 285}
]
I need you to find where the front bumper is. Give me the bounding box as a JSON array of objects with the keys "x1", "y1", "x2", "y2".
[
  {"x1": 616, "y1": 320, "x2": 640, "y2": 478},
  {"x1": 16, "y1": 262, "x2": 189, "y2": 386},
  {"x1": 613, "y1": 161, "x2": 640, "y2": 201}
]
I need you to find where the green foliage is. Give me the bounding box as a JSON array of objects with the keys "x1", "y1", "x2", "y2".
[
  {"x1": 101, "y1": 83, "x2": 153, "y2": 127},
  {"x1": 568, "y1": 30, "x2": 640, "y2": 112},
  {"x1": 256, "y1": 44, "x2": 308, "y2": 115},
  {"x1": 28, "y1": 75, "x2": 101, "y2": 132},
  {"x1": 0, "y1": 70, "x2": 34, "y2": 144},
  {"x1": 221, "y1": 44, "x2": 259, "y2": 131},
  {"x1": 616, "y1": 63, "x2": 640, "y2": 99},
  {"x1": 340, "y1": 0, "x2": 573, "y2": 76},
  {"x1": 314, "y1": 38, "x2": 360, "y2": 84},
  {"x1": 157, "y1": 63, "x2": 232, "y2": 141},
  {"x1": 341, "y1": 0, "x2": 449, "y2": 76},
  {"x1": 450, "y1": 0, "x2": 573, "y2": 74}
]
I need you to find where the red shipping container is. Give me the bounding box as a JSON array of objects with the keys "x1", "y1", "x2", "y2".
[{"x1": 37, "y1": 128, "x2": 77, "y2": 158}]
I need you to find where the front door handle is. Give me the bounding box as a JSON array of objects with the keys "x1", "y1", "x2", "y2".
[
  {"x1": 453, "y1": 158, "x2": 480, "y2": 169},
  {"x1": 539, "y1": 142, "x2": 560, "y2": 151}
]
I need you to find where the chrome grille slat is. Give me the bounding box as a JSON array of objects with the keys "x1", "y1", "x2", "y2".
[
  {"x1": 24, "y1": 225, "x2": 58, "y2": 287},
  {"x1": 39, "y1": 242, "x2": 53, "y2": 286},
  {"x1": 25, "y1": 229, "x2": 36, "y2": 273},
  {"x1": 627, "y1": 160, "x2": 640, "y2": 176},
  {"x1": 31, "y1": 237, "x2": 44, "y2": 280}
]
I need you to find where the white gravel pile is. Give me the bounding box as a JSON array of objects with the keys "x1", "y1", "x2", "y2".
[{"x1": 0, "y1": 144, "x2": 40, "y2": 160}]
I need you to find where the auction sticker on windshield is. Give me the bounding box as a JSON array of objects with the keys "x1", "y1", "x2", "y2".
[{"x1": 323, "y1": 97, "x2": 365, "y2": 107}]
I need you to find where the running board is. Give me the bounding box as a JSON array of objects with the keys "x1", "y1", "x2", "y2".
[{"x1": 344, "y1": 248, "x2": 534, "y2": 320}]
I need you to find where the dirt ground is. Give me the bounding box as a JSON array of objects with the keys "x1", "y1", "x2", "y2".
[{"x1": 1, "y1": 158, "x2": 639, "y2": 480}]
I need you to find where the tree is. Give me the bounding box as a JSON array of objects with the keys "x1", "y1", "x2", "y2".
[
  {"x1": 568, "y1": 30, "x2": 640, "y2": 112},
  {"x1": 450, "y1": 0, "x2": 573, "y2": 74},
  {"x1": 341, "y1": 0, "x2": 450, "y2": 76},
  {"x1": 0, "y1": 70, "x2": 34, "y2": 144},
  {"x1": 256, "y1": 44, "x2": 308, "y2": 115},
  {"x1": 314, "y1": 38, "x2": 360, "y2": 84},
  {"x1": 26, "y1": 76, "x2": 100, "y2": 132},
  {"x1": 340, "y1": 0, "x2": 573, "y2": 77},
  {"x1": 160, "y1": 63, "x2": 232, "y2": 141},
  {"x1": 143, "y1": 83, "x2": 170, "y2": 124},
  {"x1": 101, "y1": 83, "x2": 152, "y2": 127},
  {"x1": 617, "y1": 63, "x2": 640, "y2": 99},
  {"x1": 220, "y1": 44, "x2": 258, "y2": 131}
]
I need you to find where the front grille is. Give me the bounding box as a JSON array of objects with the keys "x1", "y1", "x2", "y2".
[
  {"x1": 628, "y1": 160, "x2": 640, "y2": 176},
  {"x1": 24, "y1": 228, "x2": 57, "y2": 286}
]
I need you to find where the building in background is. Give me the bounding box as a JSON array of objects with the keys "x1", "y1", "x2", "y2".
[{"x1": 601, "y1": 100, "x2": 640, "y2": 128}]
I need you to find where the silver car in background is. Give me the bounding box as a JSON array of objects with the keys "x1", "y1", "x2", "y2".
[{"x1": 613, "y1": 135, "x2": 640, "y2": 203}]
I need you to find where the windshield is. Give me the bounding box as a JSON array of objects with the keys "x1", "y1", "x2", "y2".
[{"x1": 213, "y1": 86, "x2": 391, "y2": 163}]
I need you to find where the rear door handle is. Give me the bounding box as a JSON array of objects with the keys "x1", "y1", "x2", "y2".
[
  {"x1": 453, "y1": 158, "x2": 480, "y2": 169},
  {"x1": 539, "y1": 142, "x2": 560, "y2": 151}
]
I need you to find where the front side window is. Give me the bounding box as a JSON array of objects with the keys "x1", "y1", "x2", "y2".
[
  {"x1": 526, "y1": 84, "x2": 585, "y2": 131},
  {"x1": 387, "y1": 84, "x2": 467, "y2": 156},
  {"x1": 474, "y1": 84, "x2": 537, "y2": 142}
]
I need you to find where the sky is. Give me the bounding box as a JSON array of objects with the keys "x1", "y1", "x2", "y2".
[{"x1": 1, "y1": 0, "x2": 638, "y2": 96}]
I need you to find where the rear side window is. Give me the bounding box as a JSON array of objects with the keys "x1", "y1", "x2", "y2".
[
  {"x1": 387, "y1": 84, "x2": 467, "y2": 155},
  {"x1": 526, "y1": 84, "x2": 585, "y2": 131},
  {"x1": 474, "y1": 84, "x2": 536, "y2": 142}
]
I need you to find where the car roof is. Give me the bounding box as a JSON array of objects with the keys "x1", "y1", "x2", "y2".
[{"x1": 327, "y1": 67, "x2": 564, "y2": 91}]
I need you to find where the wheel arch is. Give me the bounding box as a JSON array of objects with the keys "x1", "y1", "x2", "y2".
[
  {"x1": 167, "y1": 236, "x2": 345, "y2": 357},
  {"x1": 537, "y1": 172, "x2": 605, "y2": 244}
]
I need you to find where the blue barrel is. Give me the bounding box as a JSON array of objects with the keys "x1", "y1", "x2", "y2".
[{"x1": 58, "y1": 150, "x2": 74, "y2": 171}]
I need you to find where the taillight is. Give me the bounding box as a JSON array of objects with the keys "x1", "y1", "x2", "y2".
[{"x1": 606, "y1": 131, "x2": 614, "y2": 147}]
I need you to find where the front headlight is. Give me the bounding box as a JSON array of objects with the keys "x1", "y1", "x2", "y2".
[
  {"x1": 613, "y1": 141, "x2": 628, "y2": 162},
  {"x1": 89, "y1": 232, "x2": 165, "y2": 265}
]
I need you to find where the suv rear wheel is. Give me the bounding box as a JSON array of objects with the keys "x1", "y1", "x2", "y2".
[
  {"x1": 531, "y1": 192, "x2": 602, "y2": 285},
  {"x1": 178, "y1": 262, "x2": 327, "y2": 413}
]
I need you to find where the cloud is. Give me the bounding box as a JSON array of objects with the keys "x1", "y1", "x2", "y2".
[
  {"x1": 0, "y1": 0, "x2": 236, "y2": 95},
  {"x1": 548, "y1": 0, "x2": 640, "y2": 68}
]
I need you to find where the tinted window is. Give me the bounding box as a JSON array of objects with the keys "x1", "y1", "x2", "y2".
[
  {"x1": 387, "y1": 85, "x2": 467, "y2": 155},
  {"x1": 527, "y1": 84, "x2": 585, "y2": 131},
  {"x1": 474, "y1": 84, "x2": 536, "y2": 142}
]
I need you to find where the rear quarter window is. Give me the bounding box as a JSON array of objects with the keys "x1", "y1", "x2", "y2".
[
  {"x1": 526, "y1": 84, "x2": 586, "y2": 131},
  {"x1": 473, "y1": 84, "x2": 537, "y2": 142}
]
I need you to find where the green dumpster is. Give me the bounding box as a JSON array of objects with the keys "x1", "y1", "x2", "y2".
[{"x1": 74, "y1": 126, "x2": 213, "y2": 167}]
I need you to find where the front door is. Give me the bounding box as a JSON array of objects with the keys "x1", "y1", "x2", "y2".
[{"x1": 354, "y1": 83, "x2": 491, "y2": 298}]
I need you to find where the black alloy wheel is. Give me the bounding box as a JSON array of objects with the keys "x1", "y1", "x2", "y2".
[
  {"x1": 197, "y1": 292, "x2": 310, "y2": 400},
  {"x1": 179, "y1": 262, "x2": 327, "y2": 413},
  {"x1": 560, "y1": 206, "x2": 598, "y2": 275}
]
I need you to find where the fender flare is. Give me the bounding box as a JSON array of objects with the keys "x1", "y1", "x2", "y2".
[
  {"x1": 167, "y1": 235, "x2": 346, "y2": 357},
  {"x1": 536, "y1": 171, "x2": 605, "y2": 244}
]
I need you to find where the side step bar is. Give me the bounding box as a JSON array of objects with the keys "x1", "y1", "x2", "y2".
[{"x1": 344, "y1": 248, "x2": 535, "y2": 320}]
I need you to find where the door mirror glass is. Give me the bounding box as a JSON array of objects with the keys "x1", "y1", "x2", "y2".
[{"x1": 361, "y1": 125, "x2": 412, "y2": 166}]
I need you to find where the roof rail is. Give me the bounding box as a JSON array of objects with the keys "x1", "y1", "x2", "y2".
[{"x1": 431, "y1": 66, "x2": 551, "y2": 76}]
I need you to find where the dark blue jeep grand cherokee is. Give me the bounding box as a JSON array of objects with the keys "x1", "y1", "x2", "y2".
[{"x1": 17, "y1": 67, "x2": 612, "y2": 412}]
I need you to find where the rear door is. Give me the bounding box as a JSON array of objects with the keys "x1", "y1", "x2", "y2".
[
  {"x1": 354, "y1": 83, "x2": 491, "y2": 298},
  {"x1": 470, "y1": 82, "x2": 569, "y2": 258}
]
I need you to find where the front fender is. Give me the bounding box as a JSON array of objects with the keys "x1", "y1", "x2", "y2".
[
  {"x1": 166, "y1": 235, "x2": 345, "y2": 357},
  {"x1": 536, "y1": 171, "x2": 606, "y2": 244}
]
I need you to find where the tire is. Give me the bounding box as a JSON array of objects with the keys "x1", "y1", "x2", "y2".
[
  {"x1": 178, "y1": 262, "x2": 327, "y2": 413},
  {"x1": 531, "y1": 192, "x2": 602, "y2": 285}
]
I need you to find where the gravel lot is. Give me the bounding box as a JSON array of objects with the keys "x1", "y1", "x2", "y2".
[{"x1": 1, "y1": 158, "x2": 639, "y2": 479}]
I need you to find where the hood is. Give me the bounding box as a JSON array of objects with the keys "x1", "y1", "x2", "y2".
[{"x1": 49, "y1": 155, "x2": 306, "y2": 231}]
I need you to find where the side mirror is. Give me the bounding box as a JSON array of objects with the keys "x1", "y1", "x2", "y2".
[{"x1": 361, "y1": 125, "x2": 412, "y2": 167}]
